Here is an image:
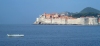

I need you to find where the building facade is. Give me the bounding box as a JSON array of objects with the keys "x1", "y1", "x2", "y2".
[{"x1": 34, "y1": 13, "x2": 99, "y2": 25}]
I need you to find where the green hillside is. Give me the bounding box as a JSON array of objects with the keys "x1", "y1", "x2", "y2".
[
  {"x1": 72, "y1": 7, "x2": 100, "y2": 18},
  {"x1": 80, "y1": 7, "x2": 100, "y2": 13}
]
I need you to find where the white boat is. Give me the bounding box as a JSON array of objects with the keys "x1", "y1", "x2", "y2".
[{"x1": 7, "y1": 34, "x2": 24, "y2": 37}]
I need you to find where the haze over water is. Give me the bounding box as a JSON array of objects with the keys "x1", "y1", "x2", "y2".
[
  {"x1": 0, "y1": 24, "x2": 100, "y2": 46},
  {"x1": 0, "y1": 0, "x2": 100, "y2": 24},
  {"x1": 0, "y1": 0, "x2": 100, "y2": 46}
]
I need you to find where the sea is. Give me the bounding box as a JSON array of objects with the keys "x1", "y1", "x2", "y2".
[{"x1": 0, "y1": 24, "x2": 100, "y2": 46}]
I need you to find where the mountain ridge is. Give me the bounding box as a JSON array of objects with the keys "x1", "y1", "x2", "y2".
[{"x1": 80, "y1": 7, "x2": 100, "y2": 13}]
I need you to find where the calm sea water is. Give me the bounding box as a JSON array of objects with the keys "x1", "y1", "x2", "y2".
[{"x1": 0, "y1": 24, "x2": 100, "y2": 46}]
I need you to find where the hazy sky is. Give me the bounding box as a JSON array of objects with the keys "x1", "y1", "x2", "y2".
[{"x1": 0, "y1": 0, "x2": 100, "y2": 24}]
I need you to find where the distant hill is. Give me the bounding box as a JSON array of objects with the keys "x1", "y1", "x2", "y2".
[
  {"x1": 72, "y1": 7, "x2": 100, "y2": 17},
  {"x1": 60, "y1": 7, "x2": 100, "y2": 17},
  {"x1": 80, "y1": 7, "x2": 100, "y2": 13},
  {"x1": 59, "y1": 12, "x2": 75, "y2": 16}
]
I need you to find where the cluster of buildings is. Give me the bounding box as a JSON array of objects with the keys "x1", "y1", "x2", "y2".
[{"x1": 34, "y1": 13, "x2": 100, "y2": 25}]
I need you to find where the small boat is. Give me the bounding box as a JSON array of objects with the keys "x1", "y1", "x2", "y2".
[{"x1": 7, "y1": 34, "x2": 24, "y2": 37}]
